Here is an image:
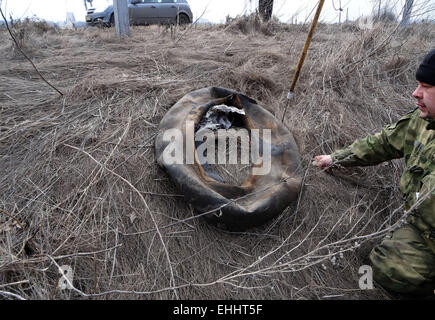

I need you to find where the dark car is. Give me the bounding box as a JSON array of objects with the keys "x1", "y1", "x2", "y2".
[{"x1": 85, "y1": 0, "x2": 193, "y2": 26}]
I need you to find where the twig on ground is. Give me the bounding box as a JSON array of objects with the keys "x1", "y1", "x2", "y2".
[
  {"x1": 64, "y1": 143, "x2": 179, "y2": 299},
  {"x1": 0, "y1": 280, "x2": 29, "y2": 288},
  {"x1": 0, "y1": 290, "x2": 26, "y2": 300}
]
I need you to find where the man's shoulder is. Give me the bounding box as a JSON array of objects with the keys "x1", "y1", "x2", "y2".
[
  {"x1": 394, "y1": 107, "x2": 428, "y2": 129},
  {"x1": 403, "y1": 107, "x2": 421, "y2": 120},
  {"x1": 405, "y1": 107, "x2": 435, "y2": 131},
  {"x1": 385, "y1": 107, "x2": 418, "y2": 131}
]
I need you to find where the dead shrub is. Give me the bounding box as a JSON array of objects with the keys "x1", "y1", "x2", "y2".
[{"x1": 0, "y1": 20, "x2": 433, "y2": 300}]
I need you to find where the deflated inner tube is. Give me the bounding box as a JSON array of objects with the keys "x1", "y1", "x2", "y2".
[{"x1": 155, "y1": 87, "x2": 303, "y2": 230}]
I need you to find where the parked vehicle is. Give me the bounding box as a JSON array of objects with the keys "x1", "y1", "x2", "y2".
[{"x1": 85, "y1": 0, "x2": 193, "y2": 27}]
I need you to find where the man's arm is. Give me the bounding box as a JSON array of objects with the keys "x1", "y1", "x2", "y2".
[{"x1": 314, "y1": 111, "x2": 415, "y2": 169}]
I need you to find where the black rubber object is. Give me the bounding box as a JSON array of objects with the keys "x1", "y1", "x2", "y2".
[{"x1": 155, "y1": 87, "x2": 303, "y2": 230}]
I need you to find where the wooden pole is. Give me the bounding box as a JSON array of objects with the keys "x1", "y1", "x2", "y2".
[
  {"x1": 378, "y1": 1, "x2": 381, "y2": 19},
  {"x1": 288, "y1": 0, "x2": 325, "y2": 94},
  {"x1": 113, "y1": 0, "x2": 130, "y2": 37},
  {"x1": 338, "y1": 0, "x2": 342, "y2": 24},
  {"x1": 400, "y1": 0, "x2": 414, "y2": 28},
  {"x1": 282, "y1": 0, "x2": 325, "y2": 121}
]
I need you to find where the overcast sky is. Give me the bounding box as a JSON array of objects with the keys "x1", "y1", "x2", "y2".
[{"x1": 0, "y1": 0, "x2": 433, "y2": 24}]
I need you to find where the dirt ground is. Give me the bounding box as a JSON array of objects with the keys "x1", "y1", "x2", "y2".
[{"x1": 0, "y1": 17, "x2": 434, "y2": 300}]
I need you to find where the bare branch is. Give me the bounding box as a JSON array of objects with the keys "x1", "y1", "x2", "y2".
[{"x1": 0, "y1": 7, "x2": 63, "y2": 96}]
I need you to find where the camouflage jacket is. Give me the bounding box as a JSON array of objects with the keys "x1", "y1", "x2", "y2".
[{"x1": 331, "y1": 108, "x2": 435, "y2": 236}]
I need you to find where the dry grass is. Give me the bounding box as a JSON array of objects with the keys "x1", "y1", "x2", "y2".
[{"x1": 0, "y1": 17, "x2": 434, "y2": 300}]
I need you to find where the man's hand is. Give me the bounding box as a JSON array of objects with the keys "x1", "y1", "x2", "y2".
[{"x1": 312, "y1": 155, "x2": 333, "y2": 171}]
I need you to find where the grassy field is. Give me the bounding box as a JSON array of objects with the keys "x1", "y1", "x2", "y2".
[{"x1": 0, "y1": 16, "x2": 434, "y2": 300}]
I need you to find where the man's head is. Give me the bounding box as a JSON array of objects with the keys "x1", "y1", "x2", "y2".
[{"x1": 413, "y1": 49, "x2": 435, "y2": 119}]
